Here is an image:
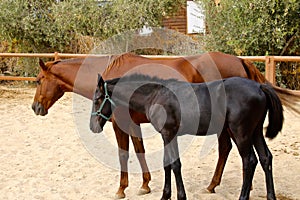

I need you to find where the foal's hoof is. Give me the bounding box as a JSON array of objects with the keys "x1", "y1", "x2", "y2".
[
  {"x1": 137, "y1": 186, "x2": 151, "y2": 195},
  {"x1": 115, "y1": 192, "x2": 126, "y2": 199}
]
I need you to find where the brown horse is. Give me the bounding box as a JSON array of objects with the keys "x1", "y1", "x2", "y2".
[{"x1": 32, "y1": 52, "x2": 299, "y2": 198}]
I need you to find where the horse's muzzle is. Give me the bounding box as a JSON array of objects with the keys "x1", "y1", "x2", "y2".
[{"x1": 32, "y1": 102, "x2": 48, "y2": 116}]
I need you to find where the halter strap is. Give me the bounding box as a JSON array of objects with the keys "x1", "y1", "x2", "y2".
[{"x1": 91, "y1": 82, "x2": 116, "y2": 120}]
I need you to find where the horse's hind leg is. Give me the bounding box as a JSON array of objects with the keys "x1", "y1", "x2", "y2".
[
  {"x1": 112, "y1": 120, "x2": 130, "y2": 199},
  {"x1": 129, "y1": 123, "x2": 151, "y2": 195},
  {"x1": 253, "y1": 132, "x2": 276, "y2": 200},
  {"x1": 207, "y1": 129, "x2": 232, "y2": 193}
]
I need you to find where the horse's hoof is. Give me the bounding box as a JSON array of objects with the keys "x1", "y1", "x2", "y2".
[
  {"x1": 115, "y1": 192, "x2": 126, "y2": 199},
  {"x1": 206, "y1": 187, "x2": 216, "y2": 193},
  {"x1": 137, "y1": 186, "x2": 151, "y2": 195}
]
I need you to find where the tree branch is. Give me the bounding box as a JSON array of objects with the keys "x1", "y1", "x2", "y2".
[{"x1": 280, "y1": 30, "x2": 299, "y2": 56}]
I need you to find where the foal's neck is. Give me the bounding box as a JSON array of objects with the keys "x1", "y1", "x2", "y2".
[{"x1": 110, "y1": 82, "x2": 161, "y2": 113}]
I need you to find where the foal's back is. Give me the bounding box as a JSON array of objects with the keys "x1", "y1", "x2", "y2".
[{"x1": 153, "y1": 77, "x2": 267, "y2": 136}]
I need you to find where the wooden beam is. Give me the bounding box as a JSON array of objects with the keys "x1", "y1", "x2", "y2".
[{"x1": 0, "y1": 76, "x2": 36, "y2": 81}]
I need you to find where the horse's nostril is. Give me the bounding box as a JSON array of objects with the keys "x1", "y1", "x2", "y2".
[
  {"x1": 32, "y1": 102, "x2": 38, "y2": 114},
  {"x1": 32, "y1": 104, "x2": 35, "y2": 111},
  {"x1": 32, "y1": 102, "x2": 37, "y2": 111}
]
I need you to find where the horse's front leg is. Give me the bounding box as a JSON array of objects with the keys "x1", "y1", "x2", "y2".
[
  {"x1": 112, "y1": 119, "x2": 129, "y2": 199},
  {"x1": 129, "y1": 122, "x2": 151, "y2": 195},
  {"x1": 161, "y1": 134, "x2": 186, "y2": 200}
]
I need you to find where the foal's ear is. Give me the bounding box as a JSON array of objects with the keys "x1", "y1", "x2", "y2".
[
  {"x1": 39, "y1": 59, "x2": 48, "y2": 71},
  {"x1": 97, "y1": 74, "x2": 104, "y2": 86}
]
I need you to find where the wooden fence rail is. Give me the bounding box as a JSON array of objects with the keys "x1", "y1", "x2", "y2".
[{"x1": 0, "y1": 52, "x2": 300, "y2": 85}]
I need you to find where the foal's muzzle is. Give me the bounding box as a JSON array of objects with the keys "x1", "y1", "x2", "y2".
[{"x1": 89, "y1": 116, "x2": 104, "y2": 133}]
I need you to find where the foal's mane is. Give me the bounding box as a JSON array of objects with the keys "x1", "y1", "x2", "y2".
[
  {"x1": 105, "y1": 74, "x2": 182, "y2": 102},
  {"x1": 106, "y1": 73, "x2": 180, "y2": 85}
]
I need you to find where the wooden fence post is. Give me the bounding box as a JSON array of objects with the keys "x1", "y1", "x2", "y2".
[
  {"x1": 265, "y1": 56, "x2": 276, "y2": 84},
  {"x1": 54, "y1": 52, "x2": 60, "y2": 61}
]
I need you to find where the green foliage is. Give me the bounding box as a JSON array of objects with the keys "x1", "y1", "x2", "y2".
[
  {"x1": 199, "y1": 0, "x2": 299, "y2": 56},
  {"x1": 0, "y1": 0, "x2": 185, "y2": 53},
  {"x1": 0, "y1": 0, "x2": 185, "y2": 76},
  {"x1": 198, "y1": 0, "x2": 300, "y2": 89}
]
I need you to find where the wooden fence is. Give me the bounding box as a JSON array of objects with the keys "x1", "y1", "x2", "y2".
[{"x1": 0, "y1": 52, "x2": 300, "y2": 85}]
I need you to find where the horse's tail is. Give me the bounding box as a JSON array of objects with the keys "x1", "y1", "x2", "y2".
[
  {"x1": 272, "y1": 85, "x2": 300, "y2": 114},
  {"x1": 241, "y1": 58, "x2": 300, "y2": 115},
  {"x1": 260, "y1": 84, "x2": 284, "y2": 139}
]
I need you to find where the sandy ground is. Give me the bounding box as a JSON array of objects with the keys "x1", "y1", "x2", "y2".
[{"x1": 0, "y1": 85, "x2": 299, "y2": 200}]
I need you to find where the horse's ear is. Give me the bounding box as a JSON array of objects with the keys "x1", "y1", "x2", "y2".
[
  {"x1": 97, "y1": 74, "x2": 104, "y2": 86},
  {"x1": 39, "y1": 59, "x2": 48, "y2": 71}
]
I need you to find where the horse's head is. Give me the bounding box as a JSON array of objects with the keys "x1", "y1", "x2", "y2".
[
  {"x1": 32, "y1": 59, "x2": 65, "y2": 116},
  {"x1": 90, "y1": 74, "x2": 116, "y2": 133}
]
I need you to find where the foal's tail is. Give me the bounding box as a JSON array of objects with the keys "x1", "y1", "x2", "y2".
[{"x1": 261, "y1": 84, "x2": 284, "y2": 139}]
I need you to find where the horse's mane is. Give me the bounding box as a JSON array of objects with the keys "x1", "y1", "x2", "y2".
[
  {"x1": 59, "y1": 58, "x2": 84, "y2": 64},
  {"x1": 45, "y1": 58, "x2": 84, "y2": 67},
  {"x1": 104, "y1": 53, "x2": 152, "y2": 73}
]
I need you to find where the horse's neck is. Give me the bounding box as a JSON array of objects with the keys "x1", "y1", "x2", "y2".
[
  {"x1": 54, "y1": 56, "x2": 113, "y2": 99},
  {"x1": 51, "y1": 62, "x2": 80, "y2": 92}
]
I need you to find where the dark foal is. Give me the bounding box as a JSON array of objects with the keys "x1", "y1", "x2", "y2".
[{"x1": 90, "y1": 74, "x2": 283, "y2": 200}]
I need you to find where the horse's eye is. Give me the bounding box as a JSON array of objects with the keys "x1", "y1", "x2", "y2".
[{"x1": 36, "y1": 80, "x2": 41, "y2": 85}]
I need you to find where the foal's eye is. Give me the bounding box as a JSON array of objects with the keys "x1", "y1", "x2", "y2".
[{"x1": 94, "y1": 96, "x2": 101, "y2": 104}]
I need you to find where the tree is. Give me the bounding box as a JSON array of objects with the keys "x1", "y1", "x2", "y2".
[
  {"x1": 0, "y1": 0, "x2": 186, "y2": 76},
  {"x1": 0, "y1": 0, "x2": 185, "y2": 53},
  {"x1": 199, "y1": 0, "x2": 299, "y2": 56},
  {"x1": 198, "y1": 0, "x2": 300, "y2": 89}
]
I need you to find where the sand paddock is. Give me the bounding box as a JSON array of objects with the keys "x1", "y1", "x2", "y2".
[{"x1": 0, "y1": 85, "x2": 299, "y2": 200}]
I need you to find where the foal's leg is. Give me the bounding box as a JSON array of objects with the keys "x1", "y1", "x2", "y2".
[
  {"x1": 161, "y1": 135, "x2": 186, "y2": 200},
  {"x1": 237, "y1": 145, "x2": 258, "y2": 200},
  {"x1": 207, "y1": 130, "x2": 232, "y2": 193},
  {"x1": 161, "y1": 164, "x2": 172, "y2": 200},
  {"x1": 129, "y1": 122, "x2": 151, "y2": 195},
  {"x1": 253, "y1": 133, "x2": 276, "y2": 200},
  {"x1": 112, "y1": 120, "x2": 130, "y2": 199}
]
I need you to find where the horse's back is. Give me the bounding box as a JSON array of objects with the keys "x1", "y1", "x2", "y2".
[{"x1": 103, "y1": 52, "x2": 249, "y2": 83}]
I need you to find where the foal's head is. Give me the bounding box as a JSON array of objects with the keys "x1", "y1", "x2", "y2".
[
  {"x1": 90, "y1": 74, "x2": 116, "y2": 133},
  {"x1": 32, "y1": 59, "x2": 65, "y2": 116}
]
